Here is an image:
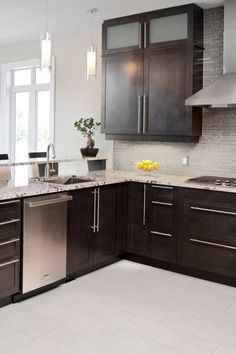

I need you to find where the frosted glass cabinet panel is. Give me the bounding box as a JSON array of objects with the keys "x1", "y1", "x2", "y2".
[
  {"x1": 149, "y1": 13, "x2": 188, "y2": 44},
  {"x1": 107, "y1": 22, "x2": 140, "y2": 50}
]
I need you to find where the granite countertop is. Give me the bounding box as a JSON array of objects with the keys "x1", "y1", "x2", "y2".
[
  {"x1": 0, "y1": 170, "x2": 236, "y2": 201},
  {"x1": 0, "y1": 156, "x2": 107, "y2": 167}
]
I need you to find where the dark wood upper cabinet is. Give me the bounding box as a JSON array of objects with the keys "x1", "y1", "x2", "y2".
[
  {"x1": 102, "y1": 4, "x2": 203, "y2": 55},
  {"x1": 144, "y1": 45, "x2": 202, "y2": 137},
  {"x1": 102, "y1": 4, "x2": 203, "y2": 142},
  {"x1": 102, "y1": 52, "x2": 143, "y2": 135}
]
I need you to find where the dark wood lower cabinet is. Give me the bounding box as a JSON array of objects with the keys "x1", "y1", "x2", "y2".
[
  {"x1": 147, "y1": 184, "x2": 178, "y2": 263},
  {"x1": 179, "y1": 188, "x2": 236, "y2": 279},
  {"x1": 67, "y1": 188, "x2": 93, "y2": 275},
  {"x1": 127, "y1": 183, "x2": 148, "y2": 255},
  {"x1": 93, "y1": 185, "x2": 117, "y2": 264},
  {"x1": 67, "y1": 184, "x2": 124, "y2": 277},
  {"x1": 0, "y1": 199, "x2": 21, "y2": 302}
]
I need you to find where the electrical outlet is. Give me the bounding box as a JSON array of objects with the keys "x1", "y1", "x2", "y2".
[{"x1": 182, "y1": 156, "x2": 189, "y2": 167}]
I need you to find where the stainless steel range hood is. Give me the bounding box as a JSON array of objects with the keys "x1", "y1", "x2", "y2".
[{"x1": 185, "y1": 0, "x2": 236, "y2": 108}]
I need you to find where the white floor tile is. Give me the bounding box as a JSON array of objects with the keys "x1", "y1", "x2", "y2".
[
  {"x1": 160, "y1": 311, "x2": 236, "y2": 350},
  {"x1": 0, "y1": 306, "x2": 58, "y2": 338},
  {"x1": 82, "y1": 321, "x2": 178, "y2": 354},
  {"x1": 38, "y1": 326, "x2": 123, "y2": 354},
  {"x1": 1, "y1": 260, "x2": 236, "y2": 353},
  {"x1": 122, "y1": 316, "x2": 218, "y2": 354},
  {"x1": 0, "y1": 322, "x2": 16, "y2": 341}
]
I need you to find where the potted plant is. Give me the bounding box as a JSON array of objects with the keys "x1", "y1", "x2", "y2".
[{"x1": 74, "y1": 117, "x2": 101, "y2": 157}]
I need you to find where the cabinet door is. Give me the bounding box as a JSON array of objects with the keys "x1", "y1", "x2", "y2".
[
  {"x1": 102, "y1": 52, "x2": 143, "y2": 135},
  {"x1": 115, "y1": 183, "x2": 128, "y2": 253},
  {"x1": 0, "y1": 259, "x2": 20, "y2": 299},
  {"x1": 102, "y1": 17, "x2": 141, "y2": 55},
  {"x1": 67, "y1": 189, "x2": 93, "y2": 276},
  {"x1": 127, "y1": 183, "x2": 148, "y2": 255},
  {"x1": 147, "y1": 185, "x2": 177, "y2": 263},
  {"x1": 144, "y1": 46, "x2": 194, "y2": 136},
  {"x1": 93, "y1": 186, "x2": 117, "y2": 264}
]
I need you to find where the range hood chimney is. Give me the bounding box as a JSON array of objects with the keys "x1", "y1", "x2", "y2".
[{"x1": 185, "y1": 0, "x2": 236, "y2": 108}]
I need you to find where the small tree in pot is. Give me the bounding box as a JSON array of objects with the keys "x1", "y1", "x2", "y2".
[{"x1": 74, "y1": 117, "x2": 101, "y2": 157}]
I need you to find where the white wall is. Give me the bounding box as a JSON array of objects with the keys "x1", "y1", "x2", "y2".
[{"x1": 0, "y1": 28, "x2": 113, "y2": 171}]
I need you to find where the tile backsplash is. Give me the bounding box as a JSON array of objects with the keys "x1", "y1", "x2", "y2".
[{"x1": 113, "y1": 7, "x2": 236, "y2": 177}]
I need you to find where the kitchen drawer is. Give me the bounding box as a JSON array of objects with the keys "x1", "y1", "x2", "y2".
[
  {"x1": 0, "y1": 220, "x2": 21, "y2": 241},
  {"x1": 0, "y1": 237, "x2": 20, "y2": 261},
  {"x1": 183, "y1": 188, "x2": 236, "y2": 210},
  {"x1": 147, "y1": 231, "x2": 177, "y2": 263},
  {"x1": 184, "y1": 203, "x2": 236, "y2": 247},
  {"x1": 149, "y1": 184, "x2": 174, "y2": 201},
  {"x1": 0, "y1": 200, "x2": 20, "y2": 223},
  {"x1": 181, "y1": 239, "x2": 236, "y2": 278},
  {"x1": 149, "y1": 199, "x2": 174, "y2": 231},
  {"x1": 147, "y1": 197, "x2": 177, "y2": 263},
  {"x1": 0, "y1": 258, "x2": 20, "y2": 298}
]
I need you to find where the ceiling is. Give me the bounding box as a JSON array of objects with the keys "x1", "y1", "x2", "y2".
[{"x1": 0, "y1": 0, "x2": 224, "y2": 46}]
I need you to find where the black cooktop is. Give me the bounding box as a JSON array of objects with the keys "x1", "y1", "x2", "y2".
[{"x1": 187, "y1": 176, "x2": 236, "y2": 187}]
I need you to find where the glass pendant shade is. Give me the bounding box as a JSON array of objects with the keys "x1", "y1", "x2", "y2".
[
  {"x1": 40, "y1": 32, "x2": 52, "y2": 70},
  {"x1": 87, "y1": 44, "x2": 97, "y2": 80}
]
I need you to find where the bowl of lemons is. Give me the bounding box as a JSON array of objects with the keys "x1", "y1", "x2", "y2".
[{"x1": 135, "y1": 160, "x2": 160, "y2": 174}]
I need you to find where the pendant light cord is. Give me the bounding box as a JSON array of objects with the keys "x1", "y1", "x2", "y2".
[{"x1": 45, "y1": 0, "x2": 48, "y2": 33}]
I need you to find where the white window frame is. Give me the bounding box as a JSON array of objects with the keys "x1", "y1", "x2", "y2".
[{"x1": 0, "y1": 58, "x2": 55, "y2": 160}]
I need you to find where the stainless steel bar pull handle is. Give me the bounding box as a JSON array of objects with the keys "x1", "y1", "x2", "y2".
[
  {"x1": 152, "y1": 185, "x2": 173, "y2": 190},
  {"x1": 0, "y1": 200, "x2": 20, "y2": 206},
  {"x1": 144, "y1": 22, "x2": 147, "y2": 48},
  {"x1": 151, "y1": 201, "x2": 173, "y2": 206},
  {"x1": 151, "y1": 231, "x2": 172, "y2": 238},
  {"x1": 143, "y1": 184, "x2": 146, "y2": 226},
  {"x1": 143, "y1": 95, "x2": 148, "y2": 134},
  {"x1": 191, "y1": 206, "x2": 236, "y2": 216},
  {"x1": 0, "y1": 259, "x2": 19, "y2": 268},
  {"x1": 97, "y1": 188, "x2": 100, "y2": 232},
  {"x1": 190, "y1": 238, "x2": 236, "y2": 251},
  {"x1": 138, "y1": 95, "x2": 143, "y2": 134},
  {"x1": 0, "y1": 219, "x2": 20, "y2": 226},
  {"x1": 91, "y1": 189, "x2": 97, "y2": 233},
  {"x1": 26, "y1": 195, "x2": 73, "y2": 208},
  {"x1": 0, "y1": 238, "x2": 20, "y2": 247}
]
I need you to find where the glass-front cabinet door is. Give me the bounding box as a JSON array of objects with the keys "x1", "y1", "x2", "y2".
[
  {"x1": 103, "y1": 17, "x2": 142, "y2": 54},
  {"x1": 148, "y1": 13, "x2": 188, "y2": 45},
  {"x1": 102, "y1": 4, "x2": 203, "y2": 54}
]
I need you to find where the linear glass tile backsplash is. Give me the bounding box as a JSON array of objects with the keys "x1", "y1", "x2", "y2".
[{"x1": 114, "y1": 7, "x2": 236, "y2": 178}]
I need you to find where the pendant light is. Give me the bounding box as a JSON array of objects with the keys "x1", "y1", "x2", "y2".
[
  {"x1": 40, "y1": 0, "x2": 52, "y2": 70},
  {"x1": 87, "y1": 8, "x2": 98, "y2": 81}
]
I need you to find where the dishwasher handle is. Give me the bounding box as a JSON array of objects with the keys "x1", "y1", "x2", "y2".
[{"x1": 25, "y1": 195, "x2": 73, "y2": 208}]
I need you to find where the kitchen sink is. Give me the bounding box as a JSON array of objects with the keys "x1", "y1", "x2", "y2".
[{"x1": 41, "y1": 175, "x2": 93, "y2": 185}]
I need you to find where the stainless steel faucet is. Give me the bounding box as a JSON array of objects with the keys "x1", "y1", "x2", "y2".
[{"x1": 45, "y1": 143, "x2": 56, "y2": 177}]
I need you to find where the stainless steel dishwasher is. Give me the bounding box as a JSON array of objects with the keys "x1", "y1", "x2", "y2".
[{"x1": 22, "y1": 193, "x2": 72, "y2": 294}]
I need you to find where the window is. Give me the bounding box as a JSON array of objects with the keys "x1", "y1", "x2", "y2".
[{"x1": 0, "y1": 59, "x2": 55, "y2": 161}]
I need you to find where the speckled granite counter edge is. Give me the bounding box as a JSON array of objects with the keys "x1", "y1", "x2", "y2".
[{"x1": 0, "y1": 170, "x2": 236, "y2": 201}]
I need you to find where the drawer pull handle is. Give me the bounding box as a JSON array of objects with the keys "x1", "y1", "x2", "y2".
[
  {"x1": 152, "y1": 201, "x2": 173, "y2": 206},
  {"x1": 152, "y1": 185, "x2": 173, "y2": 190},
  {"x1": 0, "y1": 259, "x2": 19, "y2": 268},
  {"x1": 151, "y1": 231, "x2": 172, "y2": 238},
  {"x1": 191, "y1": 206, "x2": 236, "y2": 216},
  {"x1": 190, "y1": 238, "x2": 236, "y2": 251},
  {"x1": 143, "y1": 185, "x2": 146, "y2": 226},
  {"x1": 0, "y1": 200, "x2": 20, "y2": 206},
  {"x1": 0, "y1": 238, "x2": 20, "y2": 247},
  {"x1": 0, "y1": 219, "x2": 20, "y2": 226}
]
